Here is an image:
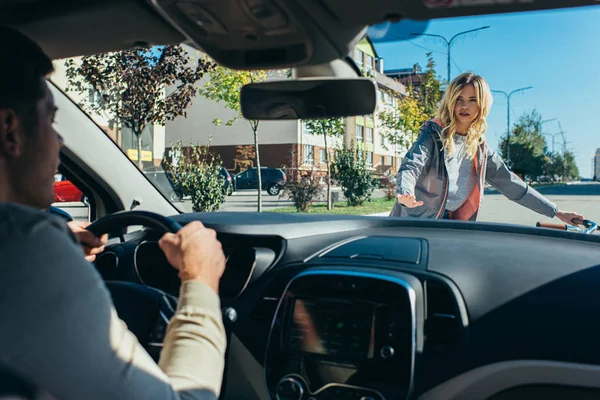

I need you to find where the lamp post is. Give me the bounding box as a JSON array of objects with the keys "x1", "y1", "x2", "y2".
[
  {"x1": 492, "y1": 86, "x2": 533, "y2": 167},
  {"x1": 411, "y1": 26, "x2": 490, "y2": 83}
]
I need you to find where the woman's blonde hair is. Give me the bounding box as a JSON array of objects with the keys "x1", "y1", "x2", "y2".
[{"x1": 436, "y1": 72, "x2": 493, "y2": 159}]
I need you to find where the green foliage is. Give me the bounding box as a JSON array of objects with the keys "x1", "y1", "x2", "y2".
[
  {"x1": 546, "y1": 151, "x2": 579, "y2": 181},
  {"x1": 331, "y1": 144, "x2": 377, "y2": 206},
  {"x1": 411, "y1": 53, "x2": 442, "y2": 117},
  {"x1": 64, "y1": 45, "x2": 214, "y2": 168},
  {"x1": 282, "y1": 172, "x2": 324, "y2": 212},
  {"x1": 378, "y1": 94, "x2": 428, "y2": 148},
  {"x1": 303, "y1": 118, "x2": 345, "y2": 210},
  {"x1": 197, "y1": 64, "x2": 280, "y2": 212},
  {"x1": 280, "y1": 149, "x2": 323, "y2": 212},
  {"x1": 161, "y1": 140, "x2": 226, "y2": 212},
  {"x1": 500, "y1": 110, "x2": 548, "y2": 178},
  {"x1": 303, "y1": 118, "x2": 345, "y2": 138},
  {"x1": 378, "y1": 53, "x2": 441, "y2": 149}
]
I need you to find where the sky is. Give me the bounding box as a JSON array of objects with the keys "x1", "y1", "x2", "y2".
[{"x1": 371, "y1": 5, "x2": 600, "y2": 178}]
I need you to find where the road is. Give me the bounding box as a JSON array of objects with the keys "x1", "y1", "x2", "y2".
[
  {"x1": 55, "y1": 183, "x2": 600, "y2": 230},
  {"x1": 478, "y1": 182, "x2": 600, "y2": 227}
]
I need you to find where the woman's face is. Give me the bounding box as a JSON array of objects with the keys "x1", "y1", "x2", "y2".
[{"x1": 454, "y1": 84, "x2": 480, "y2": 131}]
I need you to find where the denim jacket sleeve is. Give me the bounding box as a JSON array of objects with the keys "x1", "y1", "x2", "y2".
[
  {"x1": 485, "y1": 146, "x2": 558, "y2": 218},
  {"x1": 395, "y1": 125, "x2": 435, "y2": 197}
]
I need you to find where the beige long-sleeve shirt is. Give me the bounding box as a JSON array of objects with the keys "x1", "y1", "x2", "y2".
[{"x1": 0, "y1": 203, "x2": 226, "y2": 399}]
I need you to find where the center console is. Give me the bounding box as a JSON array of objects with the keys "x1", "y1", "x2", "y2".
[{"x1": 265, "y1": 268, "x2": 419, "y2": 400}]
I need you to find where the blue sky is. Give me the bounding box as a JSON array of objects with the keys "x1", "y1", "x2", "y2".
[{"x1": 371, "y1": 5, "x2": 600, "y2": 178}]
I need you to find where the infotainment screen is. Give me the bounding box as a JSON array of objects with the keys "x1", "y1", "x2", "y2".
[{"x1": 287, "y1": 298, "x2": 376, "y2": 360}]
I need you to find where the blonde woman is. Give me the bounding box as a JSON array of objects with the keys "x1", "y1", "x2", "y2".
[{"x1": 390, "y1": 72, "x2": 583, "y2": 224}]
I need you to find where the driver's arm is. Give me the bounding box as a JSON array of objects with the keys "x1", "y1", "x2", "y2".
[{"x1": 0, "y1": 207, "x2": 226, "y2": 400}]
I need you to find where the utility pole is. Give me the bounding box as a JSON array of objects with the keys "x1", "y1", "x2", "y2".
[
  {"x1": 557, "y1": 121, "x2": 568, "y2": 153},
  {"x1": 411, "y1": 26, "x2": 489, "y2": 83},
  {"x1": 492, "y1": 86, "x2": 533, "y2": 167}
]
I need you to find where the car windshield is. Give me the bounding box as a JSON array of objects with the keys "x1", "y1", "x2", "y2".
[{"x1": 51, "y1": 5, "x2": 600, "y2": 229}]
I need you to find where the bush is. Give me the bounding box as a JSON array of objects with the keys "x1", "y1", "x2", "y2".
[
  {"x1": 161, "y1": 140, "x2": 226, "y2": 212},
  {"x1": 331, "y1": 144, "x2": 376, "y2": 206},
  {"x1": 280, "y1": 150, "x2": 323, "y2": 212}
]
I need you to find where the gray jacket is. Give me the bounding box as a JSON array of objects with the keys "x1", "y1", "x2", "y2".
[{"x1": 390, "y1": 120, "x2": 558, "y2": 220}]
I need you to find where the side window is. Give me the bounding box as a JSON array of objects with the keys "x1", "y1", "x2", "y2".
[
  {"x1": 248, "y1": 169, "x2": 257, "y2": 180},
  {"x1": 52, "y1": 173, "x2": 90, "y2": 222}
]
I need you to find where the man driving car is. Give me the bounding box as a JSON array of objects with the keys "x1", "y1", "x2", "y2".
[{"x1": 0, "y1": 25, "x2": 227, "y2": 400}]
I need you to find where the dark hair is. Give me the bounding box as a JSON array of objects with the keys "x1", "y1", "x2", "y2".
[{"x1": 0, "y1": 26, "x2": 54, "y2": 130}]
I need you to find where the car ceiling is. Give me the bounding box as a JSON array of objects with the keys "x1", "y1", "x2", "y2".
[{"x1": 2, "y1": 0, "x2": 598, "y2": 68}]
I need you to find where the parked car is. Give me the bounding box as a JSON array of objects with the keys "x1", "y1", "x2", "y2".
[
  {"x1": 219, "y1": 167, "x2": 234, "y2": 196},
  {"x1": 144, "y1": 171, "x2": 184, "y2": 203},
  {"x1": 233, "y1": 167, "x2": 287, "y2": 196},
  {"x1": 53, "y1": 174, "x2": 87, "y2": 205}
]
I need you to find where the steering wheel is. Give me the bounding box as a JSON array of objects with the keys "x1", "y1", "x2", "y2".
[{"x1": 87, "y1": 211, "x2": 182, "y2": 361}]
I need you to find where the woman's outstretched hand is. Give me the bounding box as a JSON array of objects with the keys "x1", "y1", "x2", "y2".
[
  {"x1": 556, "y1": 210, "x2": 585, "y2": 226},
  {"x1": 396, "y1": 193, "x2": 424, "y2": 208}
]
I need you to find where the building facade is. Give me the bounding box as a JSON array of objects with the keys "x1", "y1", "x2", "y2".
[{"x1": 52, "y1": 35, "x2": 411, "y2": 176}]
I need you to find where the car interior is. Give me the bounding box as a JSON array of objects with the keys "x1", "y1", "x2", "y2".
[{"x1": 4, "y1": 0, "x2": 600, "y2": 399}]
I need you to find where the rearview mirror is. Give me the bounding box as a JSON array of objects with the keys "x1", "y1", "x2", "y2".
[{"x1": 240, "y1": 78, "x2": 377, "y2": 120}]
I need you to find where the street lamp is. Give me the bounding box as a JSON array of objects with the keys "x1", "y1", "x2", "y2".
[
  {"x1": 492, "y1": 86, "x2": 533, "y2": 168},
  {"x1": 411, "y1": 26, "x2": 490, "y2": 83},
  {"x1": 541, "y1": 118, "x2": 558, "y2": 154}
]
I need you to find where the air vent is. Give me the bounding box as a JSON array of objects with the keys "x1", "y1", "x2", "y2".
[
  {"x1": 425, "y1": 279, "x2": 461, "y2": 347},
  {"x1": 250, "y1": 278, "x2": 289, "y2": 323}
]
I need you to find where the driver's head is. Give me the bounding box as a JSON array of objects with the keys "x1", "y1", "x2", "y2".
[{"x1": 0, "y1": 26, "x2": 62, "y2": 210}]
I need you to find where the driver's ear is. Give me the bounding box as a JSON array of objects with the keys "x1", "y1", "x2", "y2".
[{"x1": 0, "y1": 109, "x2": 26, "y2": 158}]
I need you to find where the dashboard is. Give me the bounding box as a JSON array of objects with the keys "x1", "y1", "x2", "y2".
[{"x1": 93, "y1": 212, "x2": 600, "y2": 400}]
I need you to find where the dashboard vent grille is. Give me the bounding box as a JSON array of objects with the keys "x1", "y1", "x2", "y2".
[
  {"x1": 250, "y1": 278, "x2": 289, "y2": 323},
  {"x1": 425, "y1": 279, "x2": 460, "y2": 347}
]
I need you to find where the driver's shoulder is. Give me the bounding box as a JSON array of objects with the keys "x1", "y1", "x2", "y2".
[{"x1": 0, "y1": 202, "x2": 71, "y2": 241}]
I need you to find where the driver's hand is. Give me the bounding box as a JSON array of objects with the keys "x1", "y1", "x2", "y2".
[
  {"x1": 159, "y1": 221, "x2": 226, "y2": 293},
  {"x1": 396, "y1": 193, "x2": 424, "y2": 208},
  {"x1": 556, "y1": 210, "x2": 585, "y2": 226},
  {"x1": 67, "y1": 220, "x2": 108, "y2": 262}
]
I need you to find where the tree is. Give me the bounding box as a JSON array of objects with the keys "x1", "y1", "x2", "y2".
[
  {"x1": 331, "y1": 143, "x2": 377, "y2": 206},
  {"x1": 233, "y1": 145, "x2": 256, "y2": 172},
  {"x1": 411, "y1": 53, "x2": 442, "y2": 117},
  {"x1": 303, "y1": 118, "x2": 344, "y2": 210},
  {"x1": 161, "y1": 140, "x2": 226, "y2": 212},
  {"x1": 378, "y1": 52, "x2": 442, "y2": 150},
  {"x1": 198, "y1": 65, "x2": 282, "y2": 212},
  {"x1": 547, "y1": 151, "x2": 579, "y2": 181},
  {"x1": 499, "y1": 110, "x2": 548, "y2": 179},
  {"x1": 562, "y1": 151, "x2": 580, "y2": 180},
  {"x1": 378, "y1": 94, "x2": 428, "y2": 149},
  {"x1": 65, "y1": 45, "x2": 214, "y2": 169}
]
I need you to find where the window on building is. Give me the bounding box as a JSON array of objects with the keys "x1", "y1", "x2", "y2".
[
  {"x1": 377, "y1": 89, "x2": 383, "y2": 105},
  {"x1": 320, "y1": 149, "x2": 328, "y2": 163},
  {"x1": 365, "y1": 54, "x2": 373, "y2": 72},
  {"x1": 380, "y1": 155, "x2": 385, "y2": 166},
  {"x1": 366, "y1": 127, "x2": 373, "y2": 144},
  {"x1": 366, "y1": 152, "x2": 373, "y2": 167},
  {"x1": 381, "y1": 133, "x2": 386, "y2": 147},
  {"x1": 386, "y1": 155, "x2": 393, "y2": 165},
  {"x1": 302, "y1": 121, "x2": 311, "y2": 135},
  {"x1": 386, "y1": 93, "x2": 393, "y2": 106},
  {"x1": 303, "y1": 144, "x2": 314, "y2": 165},
  {"x1": 356, "y1": 125, "x2": 364, "y2": 142},
  {"x1": 354, "y1": 49, "x2": 364, "y2": 67}
]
